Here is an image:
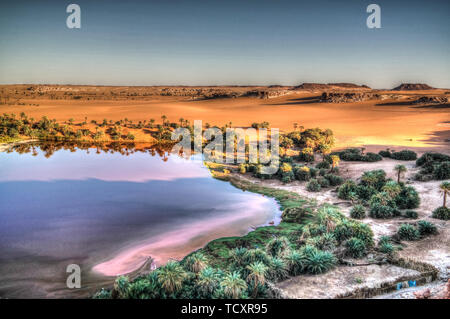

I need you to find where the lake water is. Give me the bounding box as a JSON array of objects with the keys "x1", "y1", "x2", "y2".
[{"x1": 0, "y1": 143, "x2": 280, "y2": 298}]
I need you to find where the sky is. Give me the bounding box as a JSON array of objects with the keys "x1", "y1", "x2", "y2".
[{"x1": 0, "y1": 0, "x2": 449, "y2": 88}]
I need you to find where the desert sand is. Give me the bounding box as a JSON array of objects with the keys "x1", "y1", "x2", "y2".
[{"x1": 1, "y1": 85, "x2": 449, "y2": 149}]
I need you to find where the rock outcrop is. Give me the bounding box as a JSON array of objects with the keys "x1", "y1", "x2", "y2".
[
  {"x1": 392, "y1": 83, "x2": 434, "y2": 91},
  {"x1": 412, "y1": 96, "x2": 448, "y2": 105},
  {"x1": 320, "y1": 92, "x2": 381, "y2": 103},
  {"x1": 294, "y1": 83, "x2": 371, "y2": 90}
]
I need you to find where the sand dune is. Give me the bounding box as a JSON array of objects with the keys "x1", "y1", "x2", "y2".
[{"x1": 1, "y1": 85, "x2": 449, "y2": 149}]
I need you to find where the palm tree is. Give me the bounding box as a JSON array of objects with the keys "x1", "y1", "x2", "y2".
[
  {"x1": 221, "y1": 271, "x2": 247, "y2": 299},
  {"x1": 179, "y1": 118, "x2": 184, "y2": 127},
  {"x1": 246, "y1": 262, "x2": 268, "y2": 297},
  {"x1": 185, "y1": 252, "x2": 208, "y2": 273},
  {"x1": 157, "y1": 126, "x2": 164, "y2": 142},
  {"x1": 161, "y1": 115, "x2": 167, "y2": 126},
  {"x1": 394, "y1": 164, "x2": 407, "y2": 183},
  {"x1": 157, "y1": 261, "x2": 186, "y2": 294},
  {"x1": 229, "y1": 247, "x2": 247, "y2": 267},
  {"x1": 196, "y1": 267, "x2": 219, "y2": 297},
  {"x1": 440, "y1": 181, "x2": 450, "y2": 207}
]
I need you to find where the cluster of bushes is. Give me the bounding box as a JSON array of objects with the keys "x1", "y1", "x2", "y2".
[
  {"x1": 338, "y1": 170, "x2": 420, "y2": 219},
  {"x1": 414, "y1": 152, "x2": 450, "y2": 181},
  {"x1": 432, "y1": 206, "x2": 449, "y2": 220},
  {"x1": 377, "y1": 236, "x2": 396, "y2": 254},
  {"x1": 241, "y1": 160, "x2": 344, "y2": 189},
  {"x1": 280, "y1": 128, "x2": 336, "y2": 162},
  {"x1": 378, "y1": 149, "x2": 417, "y2": 161},
  {"x1": 0, "y1": 112, "x2": 174, "y2": 143},
  {"x1": 305, "y1": 173, "x2": 344, "y2": 192},
  {"x1": 331, "y1": 148, "x2": 382, "y2": 162},
  {"x1": 350, "y1": 205, "x2": 366, "y2": 219},
  {"x1": 397, "y1": 221, "x2": 437, "y2": 241},
  {"x1": 251, "y1": 121, "x2": 270, "y2": 129},
  {"x1": 94, "y1": 192, "x2": 374, "y2": 299}
]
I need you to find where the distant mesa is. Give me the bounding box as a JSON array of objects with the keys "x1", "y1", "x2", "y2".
[
  {"x1": 392, "y1": 83, "x2": 434, "y2": 91},
  {"x1": 294, "y1": 83, "x2": 370, "y2": 90}
]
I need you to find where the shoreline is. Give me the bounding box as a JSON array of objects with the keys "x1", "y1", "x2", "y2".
[{"x1": 1, "y1": 139, "x2": 448, "y2": 299}]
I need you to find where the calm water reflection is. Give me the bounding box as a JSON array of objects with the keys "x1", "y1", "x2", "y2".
[{"x1": 0, "y1": 143, "x2": 280, "y2": 298}]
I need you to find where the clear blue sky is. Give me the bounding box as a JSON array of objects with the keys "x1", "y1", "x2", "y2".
[{"x1": 0, "y1": 0, "x2": 449, "y2": 88}]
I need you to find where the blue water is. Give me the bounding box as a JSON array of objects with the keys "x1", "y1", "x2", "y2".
[{"x1": 0, "y1": 143, "x2": 279, "y2": 298}]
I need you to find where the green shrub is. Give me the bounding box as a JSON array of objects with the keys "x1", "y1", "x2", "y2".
[
  {"x1": 365, "y1": 152, "x2": 383, "y2": 162},
  {"x1": 325, "y1": 174, "x2": 344, "y2": 186},
  {"x1": 316, "y1": 161, "x2": 330, "y2": 169},
  {"x1": 295, "y1": 166, "x2": 311, "y2": 181},
  {"x1": 396, "y1": 186, "x2": 420, "y2": 209},
  {"x1": 309, "y1": 167, "x2": 318, "y2": 178},
  {"x1": 306, "y1": 233, "x2": 337, "y2": 251},
  {"x1": 360, "y1": 170, "x2": 387, "y2": 191},
  {"x1": 265, "y1": 237, "x2": 290, "y2": 257},
  {"x1": 415, "y1": 153, "x2": 450, "y2": 181},
  {"x1": 345, "y1": 237, "x2": 367, "y2": 258},
  {"x1": 305, "y1": 250, "x2": 336, "y2": 274},
  {"x1": 414, "y1": 173, "x2": 433, "y2": 182},
  {"x1": 331, "y1": 148, "x2": 382, "y2": 162},
  {"x1": 350, "y1": 205, "x2": 366, "y2": 219},
  {"x1": 127, "y1": 276, "x2": 161, "y2": 299},
  {"x1": 390, "y1": 150, "x2": 417, "y2": 161},
  {"x1": 417, "y1": 220, "x2": 437, "y2": 236},
  {"x1": 355, "y1": 185, "x2": 377, "y2": 201},
  {"x1": 317, "y1": 177, "x2": 330, "y2": 188},
  {"x1": 244, "y1": 249, "x2": 272, "y2": 266},
  {"x1": 405, "y1": 210, "x2": 418, "y2": 219},
  {"x1": 281, "y1": 206, "x2": 314, "y2": 223},
  {"x1": 280, "y1": 163, "x2": 295, "y2": 183},
  {"x1": 281, "y1": 172, "x2": 295, "y2": 183},
  {"x1": 431, "y1": 206, "x2": 449, "y2": 220},
  {"x1": 93, "y1": 288, "x2": 112, "y2": 299},
  {"x1": 114, "y1": 276, "x2": 130, "y2": 298},
  {"x1": 382, "y1": 181, "x2": 402, "y2": 198},
  {"x1": 379, "y1": 242, "x2": 394, "y2": 254},
  {"x1": 338, "y1": 180, "x2": 357, "y2": 200},
  {"x1": 433, "y1": 162, "x2": 450, "y2": 180},
  {"x1": 229, "y1": 247, "x2": 248, "y2": 268},
  {"x1": 370, "y1": 203, "x2": 395, "y2": 219},
  {"x1": 333, "y1": 221, "x2": 374, "y2": 247},
  {"x1": 307, "y1": 179, "x2": 321, "y2": 192},
  {"x1": 285, "y1": 250, "x2": 307, "y2": 275},
  {"x1": 378, "y1": 236, "x2": 392, "y2": 246},
  {"x1": 397, "y1": 224, "x2": 420, "y2": 241},
  {"x1": 267, "y1": 257, "x2": 288, "y2": 281},
  {"x1": 378, "y1": 150, "x2": 391, "y2": 158},
  {"x1": 298, "y1": 148, "x2": 315, "y2": 162},
  {"x1": 416, "y1": 152, "x2": 450, "y2": 166},
  {"x1": 369, "y1": 192, "x2": 397, "y2": 218}
]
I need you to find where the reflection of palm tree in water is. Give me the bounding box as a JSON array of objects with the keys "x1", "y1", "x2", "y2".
[{"x1": 9, "y1": 141, "x2": 178, "y2": 162}]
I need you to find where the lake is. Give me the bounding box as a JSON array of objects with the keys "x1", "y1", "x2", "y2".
[{"x1": 0, "y1": 143, "x2": 280, "y2": 298}]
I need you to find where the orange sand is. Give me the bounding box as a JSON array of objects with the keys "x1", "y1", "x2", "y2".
[{"x1": 1, "y1": 89, "x2": 449, "y2": 148}]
